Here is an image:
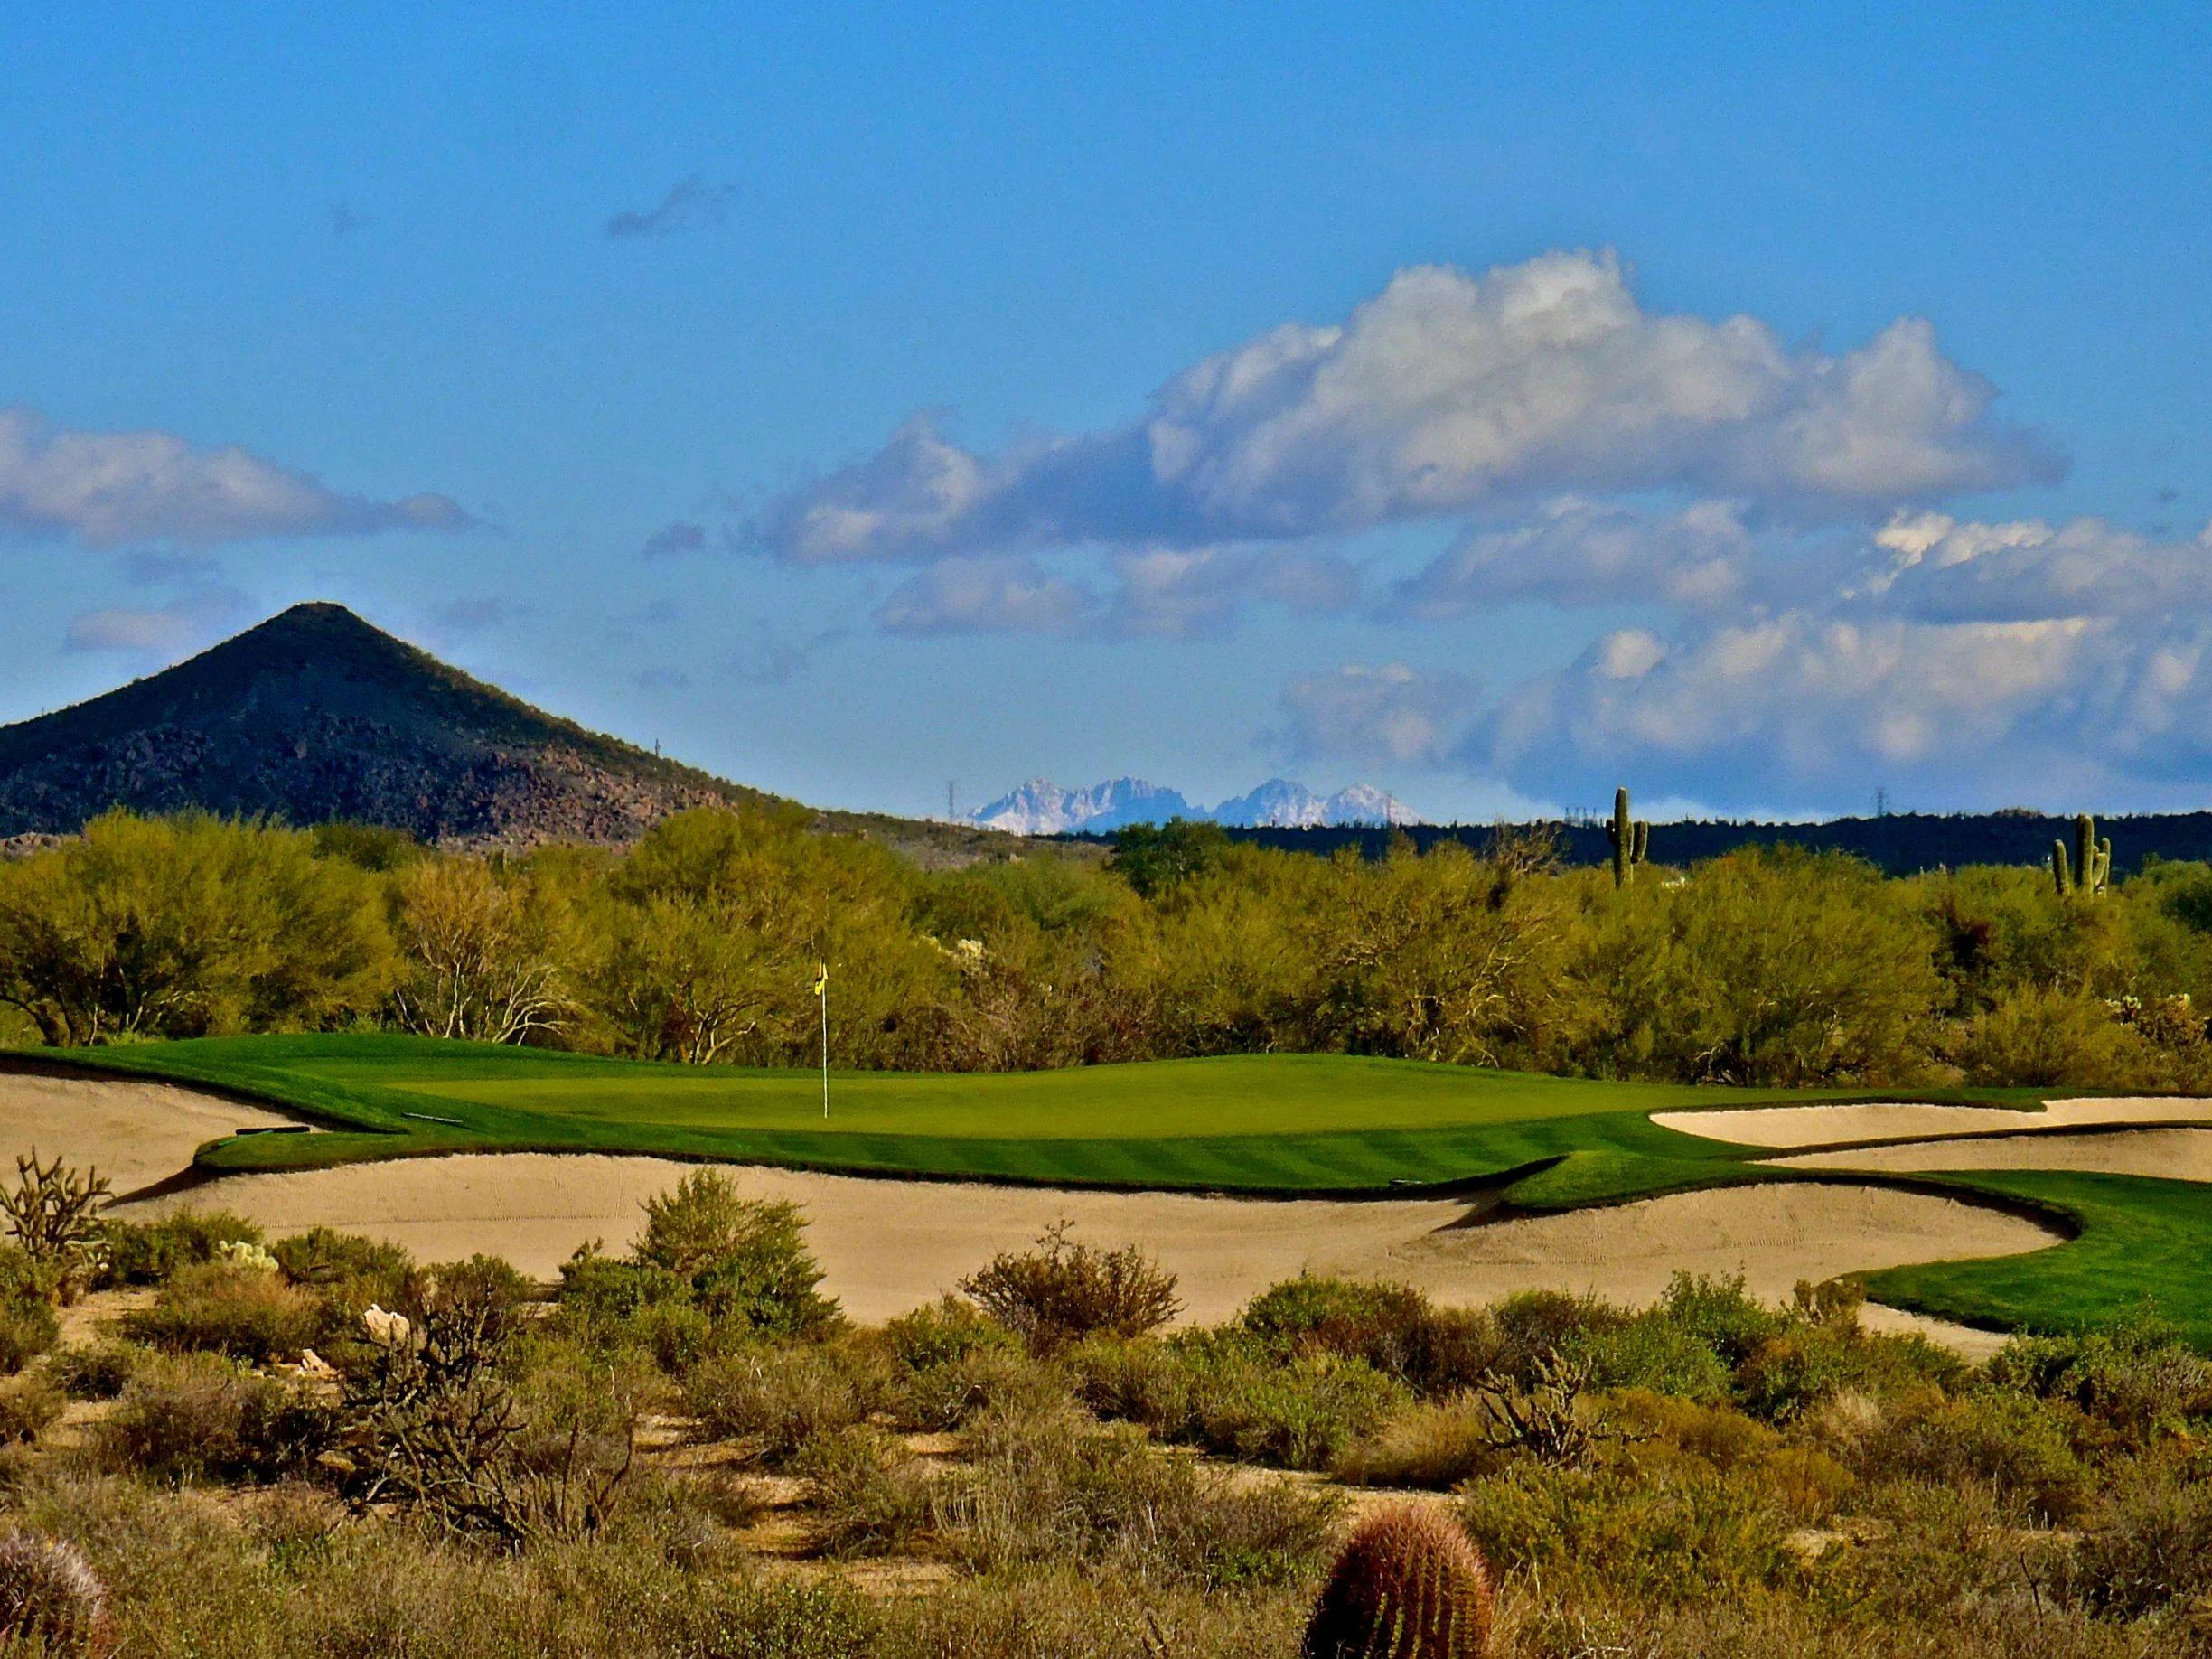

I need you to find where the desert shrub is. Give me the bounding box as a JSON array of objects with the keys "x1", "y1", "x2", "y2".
[
  {"x1": 1238, "y1": 1277, "x2": 1503, "y2": 1396},
  {"x1": 960, "y1": 1223, "x2": 1181, "y2": 1353},
  {"x1": 1851, "y1": 1391, "x2": 2089, "y2": 1522},
  {"x1": 2066, "y1": 1457, "x2": 2212, "y2": 1616},
  {"x1": 1460, "y1": 1458, "x2": 1803, "y2": 1604},
  {"x1": 1303, "y1": 1504, "x2": 1494, "y2": 1659},
  {"x1": 98, "y1": 1351, "x2": 336, "y2": 1483},
  {"x1": 1561, "y1": 1314, "x2": 1731, "y2": 1401},
  {"x1": 1987, "y1": 1316, "x2": 2212, "y2": 1441},
  {"x1": 1955, "y1": 983, "x2": 2158, "y2": 1088},
  {"x1": 341, "y1": 1262, "x2": 634, "y2": 1546},
  {"x1": 0, "y1": 1528, "x2": 110, "y2": 1657},
  {"x1": 886, "y1": 1294, "x2": 1014, "y2": 1372},
  {"x1": 1064, "y1": 1333, "x2": 1194, "y2": 1430},
  {"x1": 0, "y1": 1295, "x2": 58, "y2": 1381},
  {"x1": 1654, "y1": 1272, "x2": 1787, "y2": 1368},
  {"x1": 877, "y1": 1567, "x2": 1308, "y2": 1659},
  {"x1": 894, "y1": 1341, "x2": 1058, "y2": 1434},
  {"x1": 273, "y1": 1228, "x2": 417, "y2": 1326},
  {"x1": 792, "y1": 1424, "x2": 933, "y2": 1557},
  {"x1": 1171, "y1": 1334, "x2": 1408, "y2": 1470},
  {"x1": 559, "y1": 1175, "x2": 836, "y2": 1349},
  {"x1": 1333, "y1": 1393, "x2": 1501, "y2": 1489},
  {"x1": 1487, "y1": 1289, "x2": 1628, "y2": 1385},
  {"x1": 939, "y1": 1400, "x2": 1336, "y2": 1588},
  {"x1": 97, "y1": 1210, "x2": 264, "y2": 1287},
  {"x1": 683, "y1": 1340, "x2": 889, "y2": 1465},
  {"x1": 0, "y1": 1372, "x2": 63, "y2": 1443},
  {"x1": 124, "y1": 1259, "x2": 321, "y2": 1361},
  {"x1": 1734, "y1": 1322, "x2": 1964, "y2": 1422},
  {"x1": 49, "y1": 1342, "x2": 144, "y2": 1402},
  {"x1": 0, "y1": 1245, "x2": 59, "y2": 1378}
]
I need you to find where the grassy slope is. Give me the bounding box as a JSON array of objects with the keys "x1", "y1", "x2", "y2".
[{"x1": 47, "y1": 1032, "x2": 2212, "y2": 1342}]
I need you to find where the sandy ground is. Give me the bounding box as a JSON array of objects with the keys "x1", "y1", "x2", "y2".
[
  {"x1": 1772, "y1": 1126, "x2": 2212, "y2": 1183},
  {"x1": 1653, "y1": 1097, "x2": 2212, "y2": 1149},
  {"x1": 0, "y1": 1067, "x2": 299, "y2": 1195},
  {"x1": 5, "y1": 1071, "x2": 2046, "y2": 1357}
]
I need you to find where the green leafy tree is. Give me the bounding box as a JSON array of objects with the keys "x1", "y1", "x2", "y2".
[{"x1": 0, "y1": 811, "x2": 389, "y2": 1045}]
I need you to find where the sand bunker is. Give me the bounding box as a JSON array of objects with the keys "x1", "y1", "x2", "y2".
[
  {"x1": 7, "y1": 1070, "x2": 2050, "y2": 1357},
  {"x1": 0, "y1": 1066, "x2": 299, "y2": 1195},
  {"x1": 113, "y1": 1154, "x2": 2055, "y2": 1351},
  {"x1": 1654, "y1": 1097, "x2": 2212, "y2": 1149},
  {"x1": 1773, "y1": 1126, "x2": 2212, "y2": 1183}
]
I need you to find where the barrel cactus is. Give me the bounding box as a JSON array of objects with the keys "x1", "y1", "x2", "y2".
[
  {"x1": 0, "y1": 1529, "x2": 112, "y2": 1656},
  {"x1": 1302, "y1": 1504, "x2": 1494, "y2": 1659},
  {"x1": 1607, "y1": 786, "x2": 1650, "y2": 889}
]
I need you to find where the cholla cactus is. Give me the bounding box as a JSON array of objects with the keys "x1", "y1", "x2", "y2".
[
  {"x1": 0, "y1": 1529, "x2": 112, "y2": 1656},
  {"x1": 214, "y1": 1239, "x2": 280, "y2": 1274},
  {"x1": 1302, "y1": 1504, "x2": 1495, "y2": 1659},
  {"x1": 1607, "y1": 787, "x2": 1650, "y2": 889}
]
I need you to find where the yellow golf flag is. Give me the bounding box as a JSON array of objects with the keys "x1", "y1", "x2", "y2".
[{"x1": 811, "y1": 962, "x2": 828, "y2": 998}]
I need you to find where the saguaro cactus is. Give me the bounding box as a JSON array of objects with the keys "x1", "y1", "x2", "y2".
[
  {"x1": 1302, "y1": 1504, "x2": 1495, "y2": 1659},
  {"x1": 1607, "y1": 786, "x2": 1650, "y2": 888},
  {"x1": 2054, "y1": 813, "x2": 2113, "y2": 897}
]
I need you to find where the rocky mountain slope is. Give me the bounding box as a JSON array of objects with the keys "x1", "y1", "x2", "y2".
[
  {"x1": 0, "y1": 603, "x2": 1005, "y2": 862},
  {"x1": 0, "y1": 604, "x2": 764, "y2": 846}
]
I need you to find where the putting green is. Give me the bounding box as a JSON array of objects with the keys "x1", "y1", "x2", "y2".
[{"x1": 40, "y1": 1032, "x2": 2212, "y2": 1345}]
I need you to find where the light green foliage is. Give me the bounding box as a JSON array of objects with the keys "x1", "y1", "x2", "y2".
[
  {"x1": 0, "y1": 811, "x2": 390, "y2": 1045},
  {"x1": 579, "y1": 807, "x2": 944, "y2": 1067},
  {"x1": 386, "y1": 855, "x2": 576, "y2": 1043},
  {"x1": 1574, "y1": 847, "x2": 1944, "y2": 1084}
]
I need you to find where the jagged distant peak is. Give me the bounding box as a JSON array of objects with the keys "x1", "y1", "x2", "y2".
[
  {"x1": 970, "y1": 774, "x2": 1420, "y2": 833},
  {"x1": 969, "y1": 775, "x2": 1197, "y2": 835},
  {"x1": 1212, "y1": 778, "x2": 1330, "y2": 828}
]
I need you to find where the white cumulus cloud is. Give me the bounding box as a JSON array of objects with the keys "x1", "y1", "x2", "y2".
[
  {"x1": 757, "y1": 250, "x2": 2058, "y2": 573},
  {"x1": 0, "y1": 408, "x2": 473, "y2": 548}
]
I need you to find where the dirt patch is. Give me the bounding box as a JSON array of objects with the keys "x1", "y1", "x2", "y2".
[
  {"x1": 0, "y1": 1067, "x2": 300, "y2": 1195},
  {"x1": 1652, "y1": 1097, "x2": 2212, "y2": 1149},
  {"x1": 1770, "y1": 1126, "x2": 2212, "y2": 1183}
]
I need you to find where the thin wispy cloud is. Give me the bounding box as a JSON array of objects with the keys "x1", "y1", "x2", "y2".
[
  {"x1": 0, "y1": 408, "x2": 473, "y2": 548},
  {"x1": 641, "y1": 520, "x2": 708, "y2": 558},
  {"x1": 605, "y1": 174, "x2": 735, "y2": 240}
]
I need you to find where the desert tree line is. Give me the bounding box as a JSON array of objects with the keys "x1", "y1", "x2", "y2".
[{"x1": 6, "y1": 805, "x2": 2212, "y2": 1088}]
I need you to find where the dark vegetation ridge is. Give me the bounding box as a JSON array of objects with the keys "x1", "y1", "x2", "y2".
[
  {"x1": 0, "y1": 603, "x2": 1002, "y2": 861},
  {"x1": 1118, "y1": 813, "x2": 2212, "y2": 876}
]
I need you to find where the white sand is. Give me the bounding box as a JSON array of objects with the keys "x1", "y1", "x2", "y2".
[
  {"x1": 0, "y1": 1067, "x2": 299, "y2": 1195},
  {"x1": 1772, "y1": 1125, "x2": 2212, "y2": 1183},
  {"x1": 1653, "y1": 1097, "x2": 2212, "y2": 1149},
  {"x1": 5, "y1": 1070, "x2": 2053, "y2": 1354}
]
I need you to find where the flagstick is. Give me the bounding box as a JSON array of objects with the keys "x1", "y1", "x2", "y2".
[{"x1": 820, "y1": 973, "x2": 830, "y2": 1120}]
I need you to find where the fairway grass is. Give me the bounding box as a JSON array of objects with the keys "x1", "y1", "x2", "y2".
[
  {"x1": 42, "y1": 1033, "x2": 1909, "y2": 1194},
  {"x1": 34, "y1": 1031, "x2": 2212, "y2": 1346}
]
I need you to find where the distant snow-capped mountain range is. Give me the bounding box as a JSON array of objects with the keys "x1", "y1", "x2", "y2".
[{"x1": 967, "y1": 777, "x2": 1420, "y2": 835}]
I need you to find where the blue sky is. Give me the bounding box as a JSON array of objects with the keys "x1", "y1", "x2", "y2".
[{"x1": 4, "y1": 4, "x2": 2209, "y2": 821}]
